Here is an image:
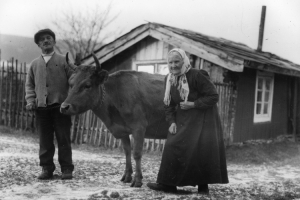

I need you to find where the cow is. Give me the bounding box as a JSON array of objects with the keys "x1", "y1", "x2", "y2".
[{"x1": 60, "y1": 54, "x2": 169, "y2": 187}]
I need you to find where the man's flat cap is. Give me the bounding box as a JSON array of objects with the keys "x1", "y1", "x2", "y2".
[{"x1": 34, "y1": 29, "x2": 55, "y2": 44}]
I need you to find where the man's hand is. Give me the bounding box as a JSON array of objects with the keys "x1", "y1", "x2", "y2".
[
  {"x1": 169, "y1": 123, "x2": 177, "y2": 135},
  {"x1": 26, "y1": 103, "x2": 36, "y2": 111},
  {"x1": 180, "y1": 101, "x2": 195, "y2": 110}
]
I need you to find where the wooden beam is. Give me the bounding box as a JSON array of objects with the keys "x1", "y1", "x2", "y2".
[
  {"x1": 149, "y1": 29, "x2": 244, "y2": 72},
  {"x1": 83, "y1": 30, "x2": 150, "y2": 65},
  {"x1": 200, "y1": 59, "x2": 204, "y2": 69},
  {"x1": 247, "y1": 63, "x2": 300, "y2": 77},
  {"x1": 99, "y1": 30, "x2": 150, "y2": 64},
  {"x1": 82, "y1": 24, "x2": 151, "y2": 65},
  {"x1": 194, "y1": 57, "x2": 200, "y2": 69},
  {"x1": 151, "y1": 25, "x2": 244, "y2": 65}
]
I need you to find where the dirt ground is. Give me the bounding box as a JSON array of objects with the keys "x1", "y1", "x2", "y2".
[{"x1": 0, "y1": 127, "x2": 300, "y2": 200}]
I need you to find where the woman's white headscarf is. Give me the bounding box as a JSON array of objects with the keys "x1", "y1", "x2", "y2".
[{"x1": 164, "y1": 48, "x2": 191, "y2": 106}]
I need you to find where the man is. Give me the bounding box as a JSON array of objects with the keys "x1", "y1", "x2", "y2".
[{"x1": 25, "y1": 29, "x2": 75, "y2": 180}]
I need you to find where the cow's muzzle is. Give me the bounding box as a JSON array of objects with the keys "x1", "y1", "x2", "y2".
[{"x1": 60, "y1": 102, "x2": 71, "y2": 114}]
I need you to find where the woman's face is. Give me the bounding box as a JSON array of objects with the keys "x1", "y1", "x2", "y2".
[{"x1": 168, "y1": 52, "x2": 183, "y2": 75}]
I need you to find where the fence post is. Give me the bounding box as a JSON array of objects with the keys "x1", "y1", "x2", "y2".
[
  {"x1": 8, "y1": 59, "x2": 14, "y2": 127},
  {"x1": 14, "y1": 59, "x2": 19, "y2": 128},
  {"x1": 4, "y1": 61, "x2": 8, "y2": 126},
  {"x1": 0, "y1": 62, "x2": 4, "y2": 124},
  {"x1": 98, "y1": 122, "x2": 104, "y2": 147},
  {"x1": 20, "y1": 63, "x2": 26, "y2": 130},
  {"x1": 88, "y1": 113, "x2": 95, "y2": 144}
]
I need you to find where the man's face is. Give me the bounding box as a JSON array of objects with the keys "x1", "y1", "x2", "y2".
[
  {"x1": 168, "y1": 52, "x2": 184, "y2": 76},
  {"x1": 37, "y1": 34, "x2": 55, "y2": 53}
]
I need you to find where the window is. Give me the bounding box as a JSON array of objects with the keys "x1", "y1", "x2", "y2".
[
  {"x1": 134, "y1": 60, "x2": 169, "y2": 75},
  {"x1": 254, "y1": 72, "x2": 274, "y2": 123},
  {"x1": 137, "y1": 65, "x2": 155, "y2": 74}
]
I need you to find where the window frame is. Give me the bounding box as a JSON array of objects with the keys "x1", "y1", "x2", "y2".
[
  {"x1": 132, "y1": 60, "x2": 168, "y2": 75},
  {"x1": 253, "y1": 71, "x2": 274, "y2": 123}
]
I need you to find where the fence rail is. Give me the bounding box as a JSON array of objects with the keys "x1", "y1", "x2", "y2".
[{"x1": 0, "y1": 57, "x2": 236, "y2": 151}]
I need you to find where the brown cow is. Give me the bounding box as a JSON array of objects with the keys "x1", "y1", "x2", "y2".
[{"x1": 60, "y1": 54, "x2": 169, "y2": 187}]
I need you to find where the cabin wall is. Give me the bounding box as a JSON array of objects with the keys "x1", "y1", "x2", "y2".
[
  {"x1": 101, "y1": 45, "x2": 136, "y2": 73},
  {"x1": 233, "y1": 68, "x2": 289, "y2": 142},
  {"x1": 102, "y1": 37, "x2": 169, "y2": 73},
  {"x1": 102, "y1": 36, "x2": 225, "y2": 83},
  {"x1": 288, "y1": 77, "x2": 300, "y2": 137},
  {"x1": 201, "y1": 61, "x2": 224, "y2": 83},
  {"x1": 135, "y1": 37, "x2": 169, "y2": 61},
  {"x1": 296, "y1": 78, "x2": 300, "y2": 136}
]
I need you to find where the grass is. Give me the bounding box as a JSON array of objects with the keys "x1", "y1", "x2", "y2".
[
  {"x1": 0, "y1": 125, "x2": 39, "y2": 142},
  {"x1": 226, "y1": 139, "x2": 300, "y2": 165}
]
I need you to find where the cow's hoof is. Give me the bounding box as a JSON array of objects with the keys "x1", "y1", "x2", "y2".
[
  {"x1": 130, "y1": 180, "x2": 143, "y2": 187},
  {"x1": 120, "y1": 174, "x2": 132, "y2": 183}
]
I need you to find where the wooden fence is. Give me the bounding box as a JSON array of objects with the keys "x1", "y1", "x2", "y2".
[
  {"x1": 215, "y1": 82, "x2": 236, "y2": 145},
  {"x1": 0, "y1": 58, "x2": 35, "y2": 131},
  {"x1": 0, "y1": 57, "x2": 236, "y2": 151}
]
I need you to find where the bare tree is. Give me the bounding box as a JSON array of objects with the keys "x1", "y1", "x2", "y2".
[{"x1": 52, "y1": 2, "x2": 120, "y2": 60}]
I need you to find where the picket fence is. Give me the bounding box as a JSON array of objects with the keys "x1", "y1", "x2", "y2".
[{"x1": 0, "y1": 57, "x2": 236, "y2": 151}]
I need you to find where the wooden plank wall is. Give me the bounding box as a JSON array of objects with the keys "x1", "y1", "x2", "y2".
[
  {"x1": 215, "y1": 82, "x2": 236, "y2": 145},
  {"x1": 135, "y1": 37, "x2": 167, "y2": 61},
  {"x1": 233, "y1": 68, "x2": 289, "y2": 142}
]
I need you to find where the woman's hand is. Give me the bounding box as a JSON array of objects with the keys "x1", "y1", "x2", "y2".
[
  {"x1": 169, "y1": 123, "x2": 177, "y2": 134},
  {"x1": 180, "y1": 101, "x2": 195, "y2": 110}
]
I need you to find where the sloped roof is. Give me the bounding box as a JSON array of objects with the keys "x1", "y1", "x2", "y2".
[{"x1": 82, "y1": 22, "x2": 300, "y2": 77}]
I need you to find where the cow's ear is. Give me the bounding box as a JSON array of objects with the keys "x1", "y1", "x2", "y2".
[
  {"x1": 92, "y1": 70, "x2": 108, "y2": 84},
  {"x1": 99, "y1": 70, "x2": 109, "y2": 84}
]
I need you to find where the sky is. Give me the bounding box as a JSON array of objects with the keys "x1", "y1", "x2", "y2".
[{"x1": 0, "y1": 0, "x2": 300, "y2": 64}]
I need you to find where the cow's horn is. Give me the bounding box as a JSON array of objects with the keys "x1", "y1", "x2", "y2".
[
  {"x1": 92, "y1": 53, "x2": 101, "y2": 71},
  {"x1": 66, "y1": 52, "x2": 70, "y2": 64}
]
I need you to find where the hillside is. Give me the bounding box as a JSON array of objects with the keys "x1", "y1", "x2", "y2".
[
  {"x1": 0, "y1": 34, "x2": 102, "y2": 63},
  {"x1": 0, "y1": 34, "x2": 41, "y2": 63}
]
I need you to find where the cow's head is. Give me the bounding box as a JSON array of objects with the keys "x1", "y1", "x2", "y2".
[{"x1": 60, "y1": 53, "x2": 108, "y2": 115}]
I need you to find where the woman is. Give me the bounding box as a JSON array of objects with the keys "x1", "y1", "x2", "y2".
[{"x1": 147, "y1": 48, "x2": 229, "y2": 194}]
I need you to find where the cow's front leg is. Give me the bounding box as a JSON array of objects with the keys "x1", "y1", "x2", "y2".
[
  {"x1": 130, "y1": 130, "x2": 145, "y2": 187},
  {"x1": 120, "y1": 135, "x2": 133, "y2": 183}
]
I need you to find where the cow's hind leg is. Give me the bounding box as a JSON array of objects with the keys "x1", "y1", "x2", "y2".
[
  {"x1": 120, "y1": 135, "x2": 133, "y2": 183},
  {"x1": 130, "y1": 130, "x2": 145, "y2": 187}
]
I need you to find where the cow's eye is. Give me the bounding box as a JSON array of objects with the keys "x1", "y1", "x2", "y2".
[{"x1": 85, "y1": 84, "x2": 91, "y2": 89}]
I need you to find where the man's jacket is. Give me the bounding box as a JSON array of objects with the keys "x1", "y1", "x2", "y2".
[{"x1": 25, "y1": 52, "x2": 75, "y2": 107}]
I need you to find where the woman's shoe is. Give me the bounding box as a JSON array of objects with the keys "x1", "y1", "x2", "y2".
[
  {"x1": 198, "y1": 184, "x2": 209, "y2": 195},
  {"x1": 147, "y1": 182, "x2": 177, "y2": 193}
]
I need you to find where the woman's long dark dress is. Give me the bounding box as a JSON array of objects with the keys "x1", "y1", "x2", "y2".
[{"x1": 157, "y1": 68, "x2": 229, "y2": 186}]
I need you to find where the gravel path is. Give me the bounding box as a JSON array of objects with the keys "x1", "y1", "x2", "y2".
[{"x1": 0, "y1": 134, "x2": 300, "y2": 200}]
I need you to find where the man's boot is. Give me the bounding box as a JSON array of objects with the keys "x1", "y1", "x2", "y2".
[
  {"x1": 61, "y1": 169, "x2": 73, "y2": 180},
  {"x1": 37, "y1": 168, "x2": 53, "y2": 180}
]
